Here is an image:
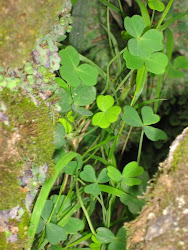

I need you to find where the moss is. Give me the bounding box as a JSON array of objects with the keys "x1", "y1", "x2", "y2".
[
  {"x1": 171, "y1": 129, "x2": 188, "y2": 170},
  {"x1": 0, "y1": 88, "x2": 54, "y2": 210},
  {"x1": 0, "y1": 232, "x2": 7, "y2": 249},
  {"x1": 0, "y1": 0, "x2": 66, "y2": 68},
  {"x1": 1, "y1": 88, "x2": 54, "y2": 168},
  {"x1": 0, "y1": 162, "x2": 26, "y2": 210},
  {"x1": 17, "y1": 209, "x2": 30, "y2": 241}
]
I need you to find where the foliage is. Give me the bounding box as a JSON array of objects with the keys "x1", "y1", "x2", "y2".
[{"x1": 24, "y1": 0, "x2": 187, "y2": 249}]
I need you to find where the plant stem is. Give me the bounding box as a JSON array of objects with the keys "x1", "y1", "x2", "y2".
[
  {"x1": 102, "y1": 47, "x2": 127, "y2": 94},
  {"x1": 115, "y1": 69, "x2": 134, "y2": 93},
  {"x1": 76, "y1": 181, "x2": 96, "y2": 236},
  {"x1": 137, "y1": 129, "x2": 144, "y2": 164},
  {"x1": 156, "y1": 0, "x2": 174, "y2": 29}
]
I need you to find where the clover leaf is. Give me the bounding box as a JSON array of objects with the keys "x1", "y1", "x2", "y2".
[
  {"x1": 124, "y1": 15, "x2": 164, "y2": 58},
  {"x1": 96, "y1": 227, "x2": 126, "y2": 250},
  {"x1": 92, "y1": 95, "x2": 121, "y2": 128},
  {"x1": 107, "y1": 161, "x2": 144, "y2": 186},
  {"x1": 141, "y1": 106, "x2": 160, "y2": 125},
  {"x1": 124, "y1": 15, "x2": 145, "y2": 38},
  {"x1": 122, "y1": 161, "x2": 144, "y2": 186},
  {"x1": 121, "y1": 106, "x2": 167, "y2": 141},
  {"x1": 80, "y1": 165, "x2": 109, "y2": 196},
  {"x1": 144, "y1": 52, "x2": 168, "y2": 74},
  {"x1": 59, "y1": 111, "x2": 74, "y2": 134},
  {"x1": 59, "y1": 46, "x2": 98, "y2": 87},
  {"x1": 123, "y1": 49, "x2": 168, "y2": 74},
  {"x1": 168, "y1": 56, "x2": 188, "y2": 79},
  {"x1": 71, "y1": 85, "x2": 96, "y2": 106},
  {"x1": 148, "y1": 0, "x2": 165, "y2": 12},
  {"x1": 46, "y1": 223, "x2": 67, "y2": 245}
]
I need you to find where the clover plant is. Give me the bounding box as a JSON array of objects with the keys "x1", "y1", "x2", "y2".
[{"x1": 28, "y1": 1, "x2": 187, "y2": 249}]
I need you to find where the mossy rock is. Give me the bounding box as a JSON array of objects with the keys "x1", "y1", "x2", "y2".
[
  {"x1": 125, "y1": 127, "x2": 188, "y2": 249},
  {"x1": 0, "y1": 88, "x2": 54, "y2": 248},
  {"x1": 0, "y1": 0, "x2": 65, "y2": 68}
]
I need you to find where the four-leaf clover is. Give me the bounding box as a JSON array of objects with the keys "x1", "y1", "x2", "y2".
[{"x1": 92, "y1": 95, "x2": 121, "y2": 128}]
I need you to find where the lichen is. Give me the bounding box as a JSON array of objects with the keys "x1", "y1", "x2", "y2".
[{"x1": 0, "y1": 0, "x2": 68, "y2": 68}]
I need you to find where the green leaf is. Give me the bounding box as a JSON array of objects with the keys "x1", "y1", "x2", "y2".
[
  {"x1": 84, "y1": 183, "x2": 101, "y2": 196},
  {"x1": 141, "y1": 29, "x2": 164, "y2": 52},
  {"x1": 60, "y1": 65, "x2": 80, "y2": 87},
  {"x1": 54, "y1": 124, "x2": 66, "y2": 149},
  {"x1": 145, "y1": 52, "x2": 168, "y2": 74},
  {"x1": 77, "y1": 64, "x2": 98, "y2": 86},
  {"x1": 72, "y1": 105, "x2": 93, "y2": 116},
  {"x1": 148, "y1": 0, "x2": 165, "y2": 12},
  {"x1": 107, "y1": 166, "x2": 122, "y2": 182},
  {"x1": 49, "y1": 245, "x2": 63, "y2": 250},
  {"x1": 105, "y1": 106, "x2": 121, "y2": 123},
  {"x1": 96, "y1": 228, "x2": 115, "y2": 244},
  {"x1": 63, "y1": 218, "x2": 84, "y2": 234},
  {"x1": 97, "y1": 168, "x2": 110, "y2": 183},
  {"x1": 120, "y1": 194, "x2": 145, "y2": 214},
  {"x1": 59, "y1": 46, "x2": 79, "y2": 68},
  {"x1": 173, "y1": 56, "x2": 188, "y2": 69},
  {"x1": 128, "y1": 29, "x2": 164, "y2": 58},
  {"x1": 122, "y1": 161, "x2": 144, "y2": 186},
  {"x1": 64, "y1": 161, "x2": 79, "y2": 175},
  {"x1": 80, "y1": 165, "x2": 97, "y2": 182},
  {"x1": 131, "y1": 65, "x2": 148, "y2": 106},
  {"x1": 46, "y1": 223, "x2": 67, "y2": 245},
  {"x1": 92, "y1": 95, "x2": 121, "y2": 128},
  {"x1": 72, "y1": 85, "x2": 96, "y2": 106},
  {"x1": 122, "y1": 177, "x2": 142, "y2": 186},
  {"x1": 41, "y1": 200, "x2": 54, "y2": 221},
  {"x1": 121, "y1": 106, "x2": 143, "y2": 127},
  {"x1": 55, "y1": 77, "x2": 68, "y2": 89},
  {"x1": 50, "y1": 195, "x2": 71, "y2": 215},
  {"x1": 168, "y1": 66, "x2": 184, "y2": 78},
  {"x1": 92, "y1": 112, "x2": 111, "y2": 129},
  {"x1": 124, "y1": 15, "x2": 145, "y2": 38},
  {"x1": 123, "y1": 49, "x2": 144, "y2": 69},
  {"x1": 141, "y1": 106, "x2": 160, "y2": 125},
  {"x1": 36, "y1": 218, "x2": 45, "y2": 234},
  {"x1": 59, "y1": 118, "x2": 72, "y2": 134},
  {"x1": 58, "y1": 88, "x2": 72, "y2": 113},
  {"x1": 144, "y1": 126, "x2": 167, "y2": 141},
  {"x1": 27, "y1": 152, "x2": 82, "y2": 247},
  {"x1": 108, "y1": 227, "x2": 126, "y2": 250},
  {"x1": 122, "y1": 161, "x2": 144, "y2": 178},
  {"x1": 97, "y1": 95, "x2": 114, "y2": 111},
  {"x1": 98, "y1": 185, "x2": 125, "y2": 197}
]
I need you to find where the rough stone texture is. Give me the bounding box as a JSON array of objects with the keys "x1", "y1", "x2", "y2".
[
  {"x1": 0, "y1": 0, "x2": 64, "y2": 68},
  {"x1": 125, "y1": 127, "x2": 188, "y2": 250},
  {"x1": 0, "y1": 0, "x2": 72, "y2": 248}
]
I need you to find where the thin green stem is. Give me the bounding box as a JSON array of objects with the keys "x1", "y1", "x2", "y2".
[
  {"x1": 102, "y1": 47, "x2": 127, "y2": 94},
  {"x1": 137, "y1": 129, "x2": 144, "y2": 164},
  {"x1": 156, "y1": 0, "x2": 174, "y2": 30},
  {"x1": 115, "y1": 70, "x2": 134, "y2": 93},
  {"x1": 151, "y1": 10, "x2": 155, "y2": 25},
  {"x1": 76, "y1": 181, "x2": 96, "y2": 236},
  {"x1": 107, "y1": 1, "x2": 115, "y2": 58},
  {"x1": 75, "y1": 126, "x2": 98, "y2": 140},
  {"x1": 118, "y1": 0, "x2": 124, "y2": 15}
]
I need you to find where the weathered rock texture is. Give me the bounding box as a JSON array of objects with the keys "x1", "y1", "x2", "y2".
[
  {"x1": 0, "y1": 0, "x2": 64, "y2": 68},
  {"x1": 125, "y1": 127, "x2": 188, "y2": 250},
  {"x1": 0, "y1": 0, "x2": 72, "y2": 248}
]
